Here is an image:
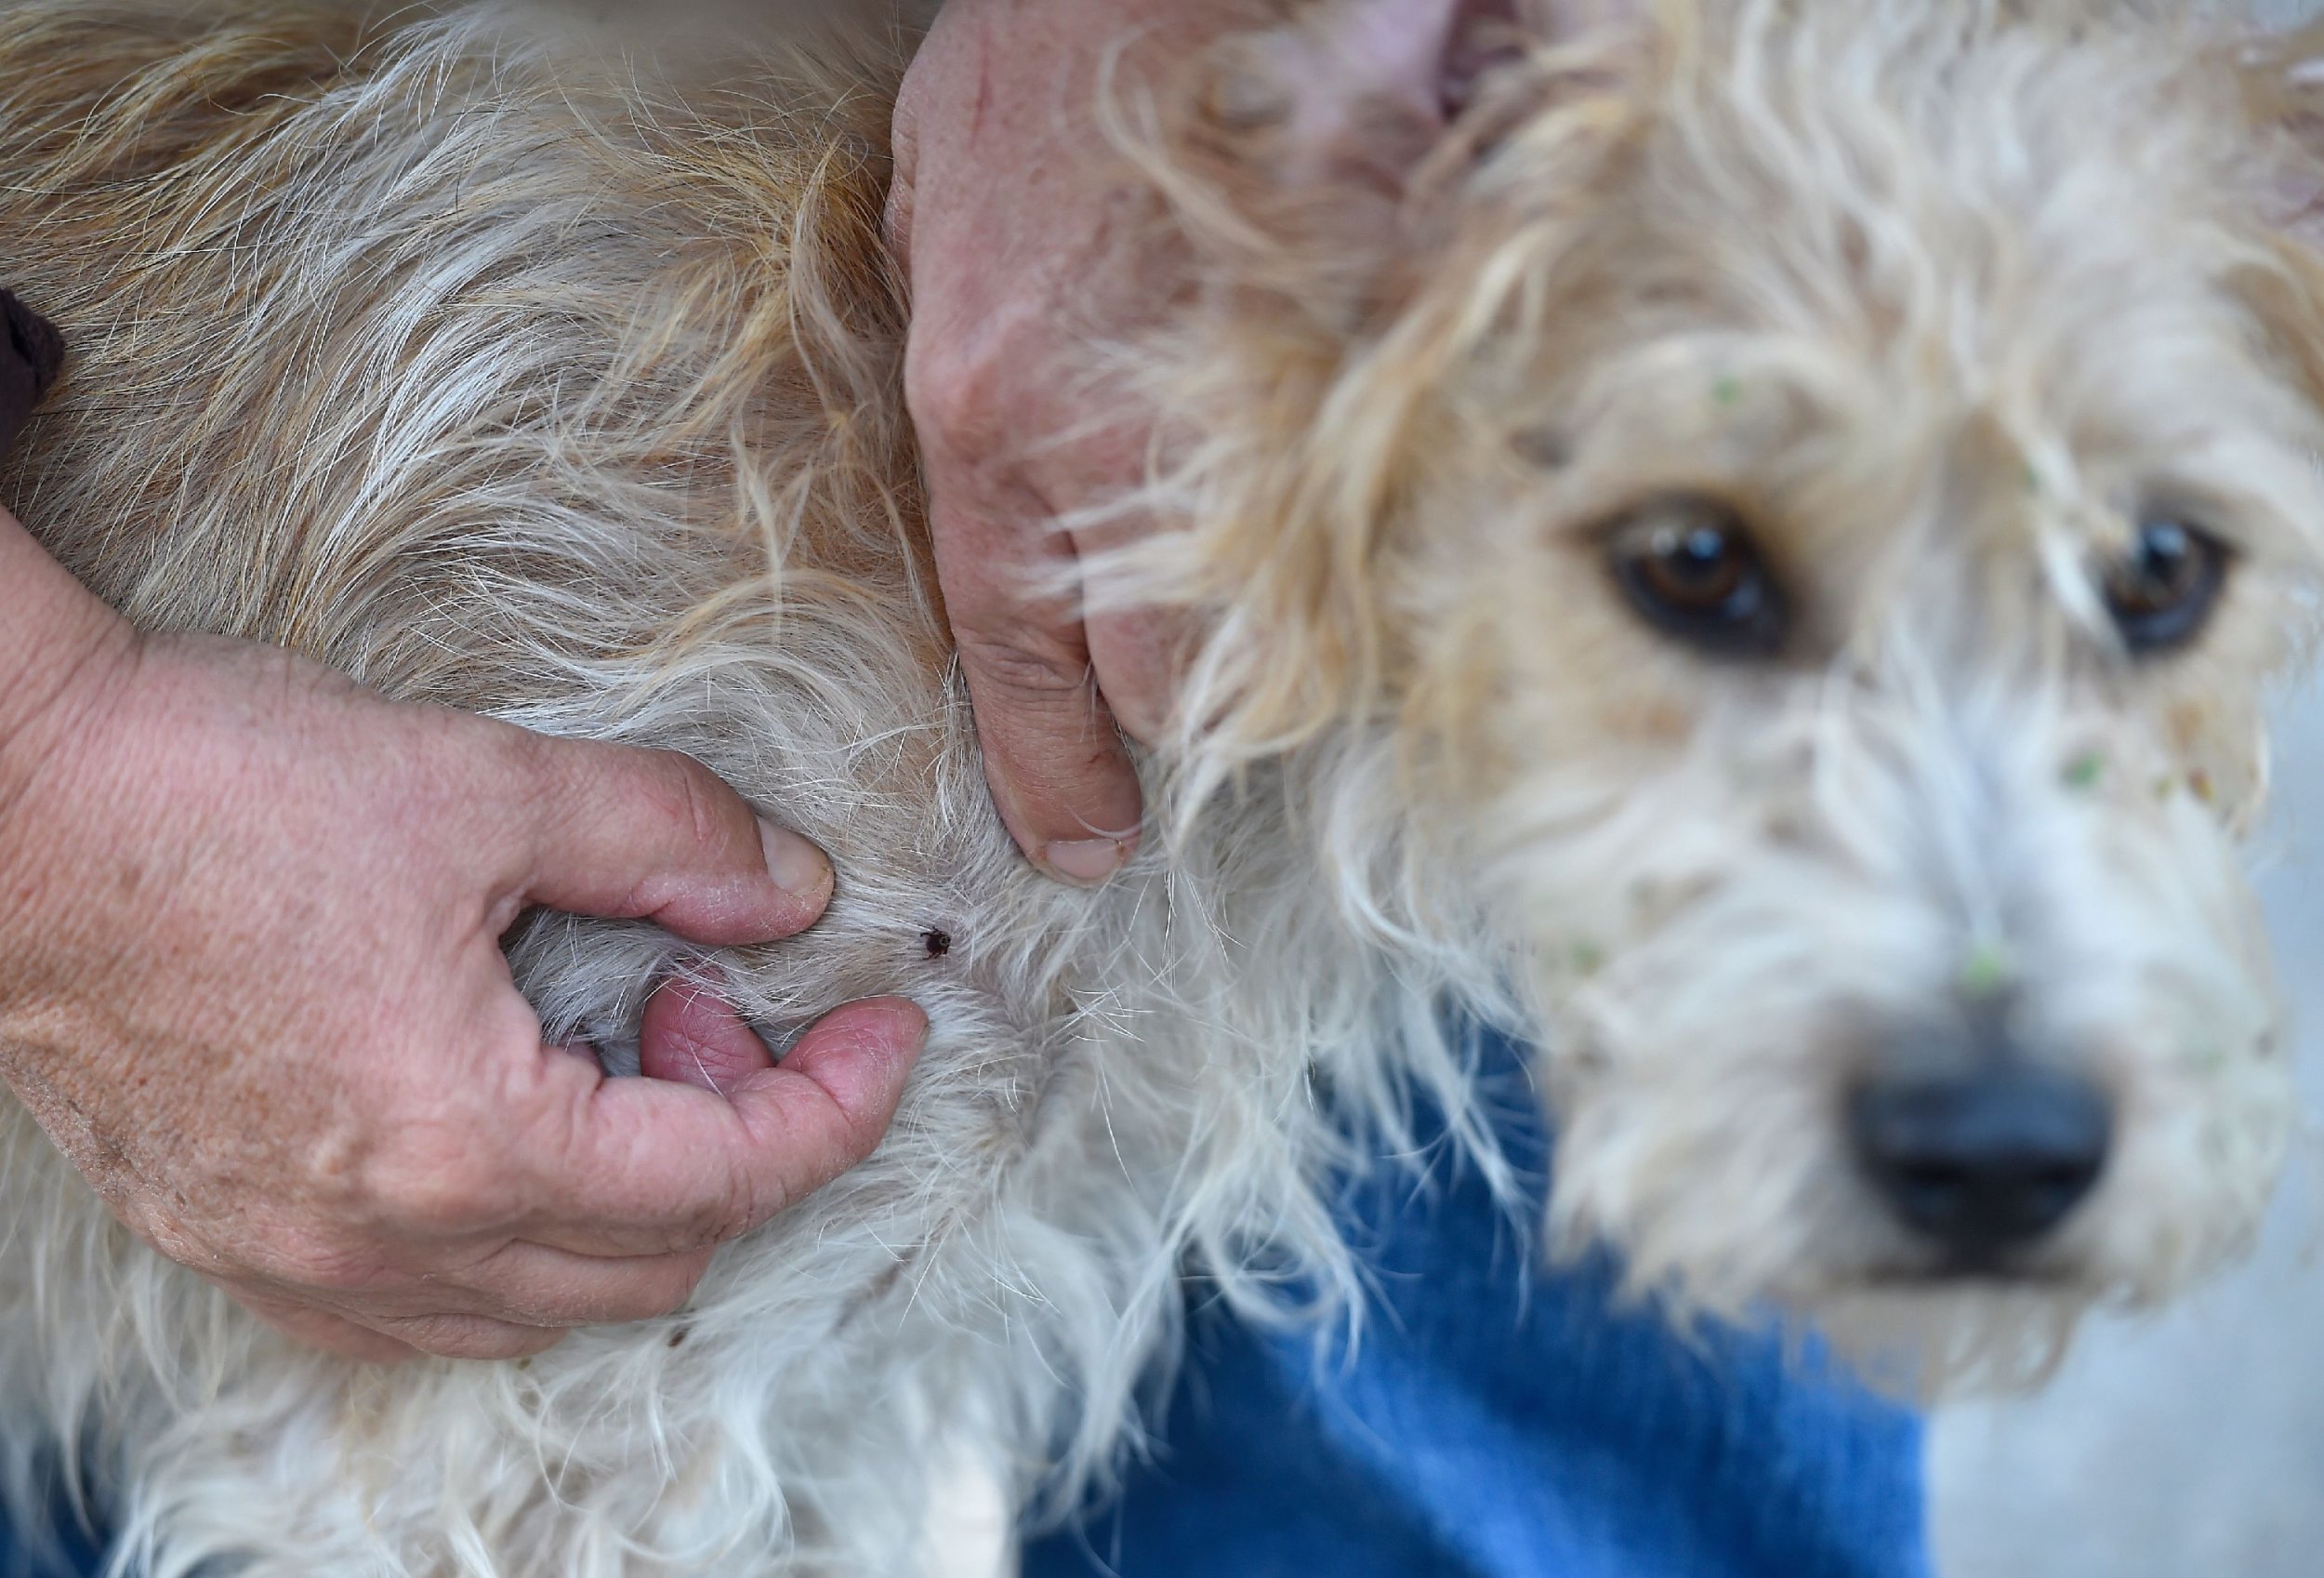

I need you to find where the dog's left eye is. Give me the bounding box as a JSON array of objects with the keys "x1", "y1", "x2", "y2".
[
  {"x1": 2101, "y1": 517, "x2": 2229, "y2": 656},
  {"x1": 1607, "y1": 497, "x2": 1789, "y2": 658}
]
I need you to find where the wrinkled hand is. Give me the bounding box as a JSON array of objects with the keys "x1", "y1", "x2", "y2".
[
  {"x1": 0, "y1": 522, "x2": 926, "y2": 1362},
  {"x1": 892, "y1": 0, "x2": 1242, "y2": 882}
]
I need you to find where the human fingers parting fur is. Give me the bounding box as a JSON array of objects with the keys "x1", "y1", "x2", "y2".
[
  {"x1": 0, "y1": 537, "x2": 924, "y2": 1360},
  {"x1": 894, "y1": 0, "x2": 1247, "y2": 883}
]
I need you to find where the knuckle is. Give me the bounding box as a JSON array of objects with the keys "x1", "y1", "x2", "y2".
[
  {"x1": 953, "y1": 627, "x2": 1096, "y2": 705},
  {"x1": 611, "y1": 747, "x2": 741, "y2": 869},
  {"x1": 664, "y1": 754, "x2": 737, "y2": 859},
  {"x1": 473, "y1": 723, "x2": 570, "y2": 864},
  {"x1": 835, "y1": 1095, "x2": 896, "y2": 1169},
  {"x1": 907, "y1": 306, "x2": 1074, "y2": 482},
  {"x1": 476, "y1": 715, "x2": 559, "y2": 804},
  {"x1": 247, "y1": 1231, "x2": 386, "y2": 1297},
  {"x1": 365, "y1": 1139, "x2": 504, "y2": 1235},
  {"x1": 905, "y1": 327, "x2": 1010, "y2": 446},
  {"x1": 698, "y1": 1154, "x2": 764, "y2": 1247}
]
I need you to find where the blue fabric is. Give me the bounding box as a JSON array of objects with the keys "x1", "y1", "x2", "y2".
[
  {"x1": 1024, "y1": 1037, "x2": 1931, "y2": 1578},
  {"x1": 3, "y1": 1044, "x2": 1928, "y2": 1578},
  {"x1": 0, "y1": 1481, "x2": 103, "y2": 1578}
]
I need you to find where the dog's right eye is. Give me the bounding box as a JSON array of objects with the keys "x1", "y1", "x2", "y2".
[
  {"x1": 2101, "y1": 516, "x2": 2229, "y2": 656},
  {"x1": 1606, "y1": 497, "x2": 1789, "y2": 659}
]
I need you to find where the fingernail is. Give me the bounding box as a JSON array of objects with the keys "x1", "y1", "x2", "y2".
[
  {"x1": 758, "y1": 818, "x2": 834, "y2": 903},
  {"x1": 1044, "y1": 837, "x2": 1131, "y2": 885}
]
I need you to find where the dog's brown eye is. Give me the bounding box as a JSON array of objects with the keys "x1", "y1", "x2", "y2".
[
  {"x1": 2102, "y1": 518, "x2": 2228, "y2": 656},
  {"x1": 1607, "y1": 497, "x2": 1788, "y2": 658}
]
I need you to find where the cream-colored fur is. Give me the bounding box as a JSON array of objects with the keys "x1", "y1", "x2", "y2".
[{"x1": 2, "y1": 1, "x2": 2322, "y2": 1572}]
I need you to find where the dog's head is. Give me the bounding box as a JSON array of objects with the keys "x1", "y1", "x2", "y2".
[{"x1": 1109, "y1": 0, "x2": 2324, "y2": 1385}]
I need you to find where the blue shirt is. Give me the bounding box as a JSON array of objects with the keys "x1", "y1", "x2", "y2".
[
  {"x1": 1025, "y1": 1036, "x2": 1931, "y2": 1578},
  {"x1": 5, "y1": 1045, "x2": 1929, "y2": 1578}
]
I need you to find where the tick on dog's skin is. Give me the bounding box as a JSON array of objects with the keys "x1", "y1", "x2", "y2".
[{"x1": 922, "y1": 929, "x2": 953, "y2": 960}]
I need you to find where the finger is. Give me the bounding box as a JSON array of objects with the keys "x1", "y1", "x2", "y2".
[
  {"x1": 262, "y1": 1232, "x2": 717, "y2": 1330},
  {"x1": 233, "y1": 1291, "x2": 417, "y2": 1365},
  {"x1": 1078, "y1": 609, "x2": 1176, "y2": 749},
  {"x1": 1065, "y1": 497, "x2": 1195, "y2": 750},
  {"x1": 501, "y1": 728, "x2": 835, "y2": 945},
  {"x1": 521, "y1": 997, "x2": 928, "y2": 1259},
  {"x1": 453, "y1": 1241, "x2": 715, "y2": 1328},
  {"x1": 1078, "y1": 595, "x2": 1199, "y2": 750},
  {"x1": 363, "y1": 1313, "x2": 569, "y2": 1363},
  {"x1": 639, "y1": 973, "x2": 777, "y2": 1095},
  {"x1": 928, "y1": 496, "x2": 1144, "y2": 883}
]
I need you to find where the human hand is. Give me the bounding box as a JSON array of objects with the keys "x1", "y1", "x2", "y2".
[
  {"x1": 891, "y1": 0, "x2": 1243, "y2": 882},
  {"x1": 0, "y1": 524, "x2": 926, "y2": 1362}
]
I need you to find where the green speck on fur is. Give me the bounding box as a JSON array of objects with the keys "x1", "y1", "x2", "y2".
[
  {"x1": 2063, "y1": 751, "x2": 2105, "y2": 790},
  {"x1": 1570, "y1": 939, "x2": 1605, "y2": 975},
  {"x1": 1712, "y1": 375, "x2": 1743, "y2": 407},
  {"x1": 1960, "y1": 940, "x2": 2013, "y2": 1001}
]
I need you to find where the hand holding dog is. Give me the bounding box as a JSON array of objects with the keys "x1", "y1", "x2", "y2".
[
  {"x1": 894, "y1": 0, "x2": 1240, "y2": 882},
  {"x1": 0, "y1": 516, "x2": 927, "y2": 1363},
  {"x1": 0, "y1": 0, "x2": 1225, "y2": 1369}
]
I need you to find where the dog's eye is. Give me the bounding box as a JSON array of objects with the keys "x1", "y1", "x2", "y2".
[
  {"x1": 1607, "y1": 497, "x2": 1788, "y2": 658},
  {"x1": 2101, "y1": 517, "x2": 2228, "y2": 656}
]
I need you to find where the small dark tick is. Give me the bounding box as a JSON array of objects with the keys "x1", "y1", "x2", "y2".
[{"x1": 922, "y1": 929, "x2": 954, "y2": 960}]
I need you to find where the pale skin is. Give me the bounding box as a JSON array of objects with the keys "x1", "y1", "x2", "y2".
[
  {"x1": 0, "y1": 517, "x2": 931, "y2": 1362},
  {"x1": 0, "y1": 0, "x2": 1194, "y2": 1363},
  {"x1": 894, "y1": 0, "x2": 1247, "y2": 881}
]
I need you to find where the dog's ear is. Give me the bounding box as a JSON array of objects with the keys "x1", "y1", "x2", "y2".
[
  {"x1": 1233, "y1": 0, "x2": 1519, "y2": 169},
  {"x1": 1200, "y1": 0, "x2": 1640, "y2": 188},
  {"x1": 2240, "y1": 20, "x2": 2324, "y2": 233},
  {"x1": 2231, "y1": 21, "x2": 2324, "y2": 414},
  {"x1": 1142, "y1": 0, "x2": 1649, "y2": 317},
  {"x1": 1103, "y1": 1, "x2": 1655, "y2": 802},
  {"x1": 1097, "y1": 0, "x2": 1655, "y2": 798}
]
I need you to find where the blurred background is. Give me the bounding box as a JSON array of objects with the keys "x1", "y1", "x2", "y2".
[{"x1": 1929, "y1": 684, "x2": 2324, "y2": 1577}]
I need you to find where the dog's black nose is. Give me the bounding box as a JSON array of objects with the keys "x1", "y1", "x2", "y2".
[{"x1": 1850, "y1": 1067, "x2": 2109, "y2": 1257}]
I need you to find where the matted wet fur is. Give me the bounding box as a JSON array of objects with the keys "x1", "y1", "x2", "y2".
[{"x1": 4, "y1": 0, "x2": 2324, "y2": 1572}]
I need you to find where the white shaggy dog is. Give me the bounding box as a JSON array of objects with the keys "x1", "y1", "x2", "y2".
[{"x1": 2, "y1": 0, "x2": 2322, "y2": 1572}]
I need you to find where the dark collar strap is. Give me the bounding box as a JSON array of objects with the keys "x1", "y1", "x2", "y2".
[{"x1": 0, "y1": 290, "x2": 62, "y2": 465}]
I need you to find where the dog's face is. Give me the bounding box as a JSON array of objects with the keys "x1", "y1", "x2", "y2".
[{"x1": 1131, "y1": 0, "x2": 2324, "y2": 1383}]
